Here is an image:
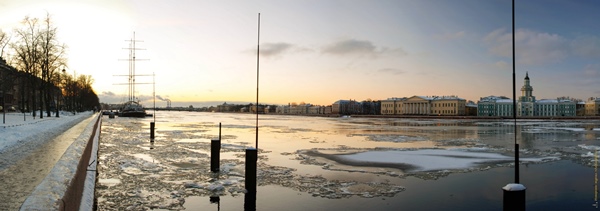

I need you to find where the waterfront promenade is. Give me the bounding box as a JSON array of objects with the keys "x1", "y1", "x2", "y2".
[{"x1": 0, "y1": 112, "x2": 95, "y2": 210}]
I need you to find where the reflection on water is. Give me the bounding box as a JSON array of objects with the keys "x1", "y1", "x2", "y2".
[
  {"x1": 97, "y1": 111, "x2": 600, "y2": 210},
  {"x1": 210, "y1": 196, "x2": 221, "y2": 210},
  {"x1": 244, "y1": 191, "x2": 256, "y2": 211}
]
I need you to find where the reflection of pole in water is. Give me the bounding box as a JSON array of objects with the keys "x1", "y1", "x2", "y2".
[
  {"x1": 209, "y1": 196, "x2": 220, "y2": 211},
  {"x1": 244, "y1": 191, "x2": 256, "y2": 211},
  {"x1": 591, "y1": 150, "x2": 598, "y2": 208}
]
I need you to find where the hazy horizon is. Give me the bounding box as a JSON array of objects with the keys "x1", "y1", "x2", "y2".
[{"x1": 2, "y1": 0, "x2": 600, "y2": 106}]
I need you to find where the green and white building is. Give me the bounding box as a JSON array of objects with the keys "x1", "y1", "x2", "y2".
[{"x1": 478, "y1": 72, "x2": 576, "y2": 117}]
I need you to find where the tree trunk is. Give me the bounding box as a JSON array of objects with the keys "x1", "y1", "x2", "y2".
[
  {"x1": 45, "y1": 81, "x2": 51, "y2": 117},
  {"x1": 39, "y1": 82, "x2": 43, "y2": 119}
]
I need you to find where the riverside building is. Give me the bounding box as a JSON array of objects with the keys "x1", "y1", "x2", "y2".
[
  {"x1": 380, "y1": 95, "x2": 466, "y2": 116},
  {"x1": 585, "y1": 97, "x2": 600, "y2": 116},
  {"x1": 477, "y1": 96, "x2": 514, "y2": 117},
  {"x1": 477, "y1": 72, "x2": 576, "y2": 117}
]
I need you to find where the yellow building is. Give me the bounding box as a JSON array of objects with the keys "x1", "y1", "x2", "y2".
[
  {"x1": 381, "y1": 96, "x2": 466, "y2": 116},
  {"x1": 585, "y1": 97, "x2": 600, "y2": 116},
  {"x1": 381, "y1": 97, "x2": 405, "y2": 115},
  {"x1": 431, "y1": 97, "x2": 466, "y2": 116}
]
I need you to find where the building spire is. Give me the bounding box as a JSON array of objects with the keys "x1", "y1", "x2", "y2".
[{"x1": 525, "y1": 71, "x2": 529, "y2": 80}]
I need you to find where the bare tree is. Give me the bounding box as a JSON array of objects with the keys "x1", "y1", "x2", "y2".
[
  {"x1": 9, "y1": 14, "x2": 67, "y2": 118},
  {"x1": 0, "y1": 29, "x2": 11, "y2": 58},
  {"x1": 40, "y1": 13, "x2": 67, "y2": 117},
  {"x1": 11, "y1": 16, "x2": 42, "y2": 118},
  {"x1": 4, "y1": 13, "x2": 96, "y2": 116}
]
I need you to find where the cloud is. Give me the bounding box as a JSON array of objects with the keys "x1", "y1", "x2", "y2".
[
  {"x1": 583, "y1": 64, "x2": 600, "y2": 77},
  {"x1": 98, "y1": 92, "x2": 125, "y2": 104},
  {"x1": 155, "y1": 95, "x2": 168, "y2": 101},
  {"x1": 245, "y1": 42, "x2": 311, "y2": 58},
  {"x1": 378, "y1": 68, "x2": 405, "y2": 75},
  {"x1": 495, "y1": 60, "x2": 509, "y2": 69},
  {"x1": 260, "y1": 42, "x2": 293, "y2": 57},
  {"x1": 322, "y1": 39, "x2": 406, "y2": 58},
  {"x1": 435, "y1": 31, "x2": 466, "y2": 41},
  {"x1": 323, "y1": 39, "x2": 376, "y2": 55},
  {"x1": 101, "y1": 91, "x2": 116, "y2": 96},
  {"x1": 571, "y1": 35, "x2": 600, "y2": 58},
  {"x1": 484, "y1": 28, "x2": 568, "y2": 65},
  {"x1": 577, "y1": 64, "x2": 600, "y2": 88}
]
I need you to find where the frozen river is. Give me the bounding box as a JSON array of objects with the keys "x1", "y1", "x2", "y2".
[{"x1": 96, "y1": 111, "x2": 600, "y2": 210}]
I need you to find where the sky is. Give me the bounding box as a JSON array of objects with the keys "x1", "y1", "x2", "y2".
[{"x1": 1, "y1": 0, "x2": 600, "y2": 108}]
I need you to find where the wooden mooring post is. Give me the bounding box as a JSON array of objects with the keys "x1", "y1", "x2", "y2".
[
  {"x1": 210, "y1": 139, "x2": 221, "y2": 172},
  {"x1": 150, "y1": 122, "x2": 155, "y2": 140},
  {"x1": 244, "y1": 148, "x2": 257, "y2": 211},
  {"x1": 210, "y1": 123, "x2": 222, "y2": 172}
]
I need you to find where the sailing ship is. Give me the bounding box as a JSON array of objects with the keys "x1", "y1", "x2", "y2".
[
  {"x1": 119, "y1": 101, "x2": 146, "y2": 117},
  {"x1": 118, "y1": 32, "x2": 148, "y2": 118}
]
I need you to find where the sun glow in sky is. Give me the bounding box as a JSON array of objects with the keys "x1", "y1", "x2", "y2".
[{"x1": 2, "y1": 0, "x2": 600, "y2": 107}]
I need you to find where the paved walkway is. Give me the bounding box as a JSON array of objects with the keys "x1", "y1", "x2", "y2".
[{"x1": 0, "y1": 115, "x2": 95, "y2": 210}]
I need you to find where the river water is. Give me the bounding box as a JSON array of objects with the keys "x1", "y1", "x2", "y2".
[{"x1": 96, "y1": 111, "x2": 600, "y2": 210}]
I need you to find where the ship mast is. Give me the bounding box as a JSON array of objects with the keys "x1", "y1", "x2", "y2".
[
  {"x1": 126, "y1": 32, "x2": 145, "y2": 102},
  {"x1": 116, "y1": 32, "x2": 150, "y2": 102}
]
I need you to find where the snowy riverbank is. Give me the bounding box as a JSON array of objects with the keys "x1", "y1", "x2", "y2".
[
  {"x1": 0, "y1": 112, "x2": 91, "y2": 151},
  {"x1": 19, "y1": 112, "x2": 101, "y2": 210},
  {"x1": 0, "y1": 112, "x2": 94, "y2": 169},
  {"x1": 0, "y1": 111, "x2": 97, "y2": 210}
]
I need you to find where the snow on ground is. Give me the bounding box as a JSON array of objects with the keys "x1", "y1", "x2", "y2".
[
  {"x1": 0, "y1": 111, "x2": 89, "y2": 152},
  {"x1": 0, "y1": 112, "x2": 93, "y2": 170},
  {"x1": 19, "y1": 112, "x2": 99, "y2": 210}
]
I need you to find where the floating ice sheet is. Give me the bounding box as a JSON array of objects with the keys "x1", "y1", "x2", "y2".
[{"x1": 307, "y1": 149, "x2": 559, "y2": 172}]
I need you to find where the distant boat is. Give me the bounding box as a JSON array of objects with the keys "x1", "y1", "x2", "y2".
[{"x1": 119, "y1": 101, "x2": 146, "y2": 118}]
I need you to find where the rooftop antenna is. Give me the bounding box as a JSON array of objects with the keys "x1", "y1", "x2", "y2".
[{"x1": 255, "y1": 13, "x2": 260, "y2": 149}]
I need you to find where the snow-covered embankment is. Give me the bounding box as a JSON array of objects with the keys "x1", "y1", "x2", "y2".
[{"x1": 19, "y1": 113, "x2": 101, "y2": 210}]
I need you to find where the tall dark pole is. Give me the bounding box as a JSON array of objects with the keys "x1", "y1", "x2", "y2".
[
  {"x1": 153, "y1": 72, "x2": 156, "y2": 122},
  {"x1": 512, "y1": 0, "x2": 519, "y2": 184},
  {"x1": 503, "y1": 1, "x2": 526, "y2": 210},
  {"x1": 255, "y1": 13, "x2": 260, "y2": 150}
]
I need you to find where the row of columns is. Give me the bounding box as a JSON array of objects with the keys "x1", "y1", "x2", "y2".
[{"x1": 403, "y1": 102, "x2": 430, "y2": 115}]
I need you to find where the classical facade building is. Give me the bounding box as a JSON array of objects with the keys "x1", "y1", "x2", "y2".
[
  {"x1": 430, "y1": 96, "x2": 466, "y2": 115},
  {"x1": 381, "y1": 97, "x2": 405, "y2": 115},
  {"x1": 380, "y1": 95, "x2": 466, "y2": 116},
  {"x1": 478, "y1": 72, "x2": 576, "y2": 117}
]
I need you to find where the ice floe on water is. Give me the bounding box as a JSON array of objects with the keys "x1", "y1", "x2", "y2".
[
  {"x1": 97, "y1": 113, "x2": 600, "y2": 209},
  {"x1": 97, "y1": 116, "x2": 410, "y2": 210},
  {"x1": 336, "y1": 149, "x2": 557, "y2": 172},
  {"x1": 296, "y1": 147, "x2": 561, "y2": 180},
  {"x1": 361, "y1": 134, "x2": 428, "y2": 143}
]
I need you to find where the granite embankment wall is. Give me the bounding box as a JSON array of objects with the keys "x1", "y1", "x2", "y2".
[{"x1": 20, "y1": 113, "x2": 101, "y2": 211}]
